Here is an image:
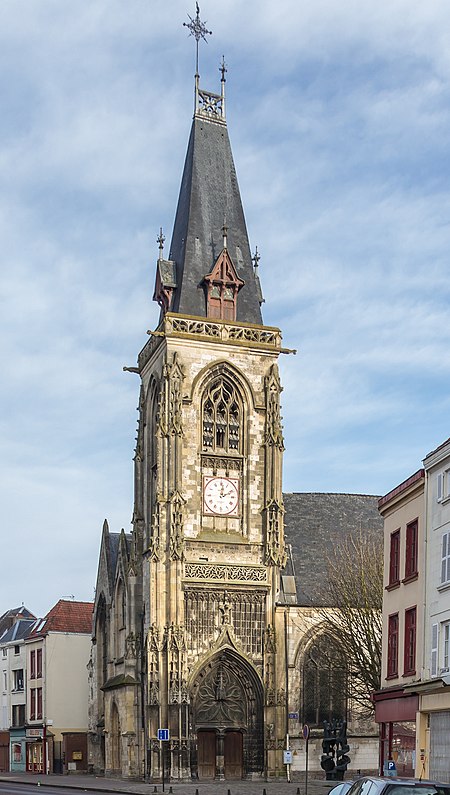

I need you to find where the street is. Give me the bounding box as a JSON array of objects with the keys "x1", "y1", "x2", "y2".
[{"x1": 0, "y1": 775, "x2": 335, "y2": 795}]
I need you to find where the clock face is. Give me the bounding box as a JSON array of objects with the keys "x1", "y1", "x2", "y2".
[{"x1": 203, "y1": 476, "x2": 239, "y2": 516}]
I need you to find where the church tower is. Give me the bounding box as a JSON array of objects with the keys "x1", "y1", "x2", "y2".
[{"x1": 89, "y1": 25, "x2": 289, "y2": 782}]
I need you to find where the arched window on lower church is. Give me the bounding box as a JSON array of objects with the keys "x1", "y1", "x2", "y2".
[
  {"x1": 114, "y1": 580, "x2": 126, "y2": 660},
  {"x1": 202, "y1": 377, "x2": 242, "y2": 454},
  {"x1": 302, "y1": 633, "x2": 347, "y2": 726},
  {"x1": 95, "y1": 595, "x2": 108, "y2": 716}
]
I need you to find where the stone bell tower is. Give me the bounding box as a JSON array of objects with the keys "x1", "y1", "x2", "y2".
[
  {"x1": 87, "y1": 17, "x2": 291, "y2": 779},
  {"x1": 132, "y1": 45, "x2": 290, "y2": 779}
]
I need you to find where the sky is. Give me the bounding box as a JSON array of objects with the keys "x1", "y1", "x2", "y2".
[{"x1": 1, "y1": 0, "x2": 450, "y2": 617}]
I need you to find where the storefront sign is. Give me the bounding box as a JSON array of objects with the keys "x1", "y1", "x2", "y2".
[{"x1": 26, "y1": 729, "x2": 43, "y2": 738}]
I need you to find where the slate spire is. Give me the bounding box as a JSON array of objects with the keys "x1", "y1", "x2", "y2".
[{"x1": 153, "y1": 64, "x2": 264, "y2": 325}]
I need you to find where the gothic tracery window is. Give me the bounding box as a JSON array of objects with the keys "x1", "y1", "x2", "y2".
[
  {"x1": 302, "y1": 633, "x2": 347, "y2": 726},
  {"x1": 202, "y1": 378, "x2": 242, "y2": 454}
]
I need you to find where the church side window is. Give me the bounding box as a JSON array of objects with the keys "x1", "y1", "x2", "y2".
[
  {"x1": 202, "y1": 379, "x2": 241, "y2": 454},
  {"x1": 302, "y1": 633, "x2": 347, "y2": 726},
  {"x1": 115, "y1": 580, "x2": 126, "y2": 660}
]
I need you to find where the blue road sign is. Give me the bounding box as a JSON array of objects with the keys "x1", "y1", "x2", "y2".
[{"x1": 158, "y1": 729, "x2": 170, "y2": 741}]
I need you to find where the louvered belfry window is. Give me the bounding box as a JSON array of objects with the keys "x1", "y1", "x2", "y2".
[{"x1": 202, "y1": 379, "x2": 241, "y2": 453}]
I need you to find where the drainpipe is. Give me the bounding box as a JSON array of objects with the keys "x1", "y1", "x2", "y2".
[{"x1": 284, "y1": 608, "x2": 290, "y2": 783}]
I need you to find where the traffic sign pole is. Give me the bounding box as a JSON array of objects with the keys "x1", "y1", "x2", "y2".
[
  {"x1": 303, "y1": 725, "x2": 310, "y2": 795},
  {"x1": 157, "y1": 729, "x2": 170, "y2": 792}
]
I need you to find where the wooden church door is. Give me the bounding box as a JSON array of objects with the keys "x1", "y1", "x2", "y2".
[
  {"x1": 197, "y1": 730, "x2": 216, "y2": 779},
  {"x1": 224, "y1": 731, "x2": 243, "y2": 779}
]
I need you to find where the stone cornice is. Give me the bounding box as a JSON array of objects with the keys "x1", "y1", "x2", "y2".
[{"x1": 138, "y1": 312, "x2": 284, "y2": 372}]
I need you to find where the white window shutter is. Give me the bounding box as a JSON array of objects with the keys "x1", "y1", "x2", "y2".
[{"x1": 431, "y1": 623, "x2": 439, "y2": 677}]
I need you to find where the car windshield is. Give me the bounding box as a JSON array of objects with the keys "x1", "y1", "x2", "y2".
[
  {"x1": 386, "y1": 787, "x2": 450, "y2": 795},
  {"x1": 329, "y1": 784, "x2": 353, "y2": 795}
]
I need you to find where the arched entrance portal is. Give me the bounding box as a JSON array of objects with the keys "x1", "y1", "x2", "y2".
[{"x1": 191, "y1": 649, "x2": 263, "y2": 780}]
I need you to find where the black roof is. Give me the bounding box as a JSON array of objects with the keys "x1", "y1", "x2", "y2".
[
  {"x1": 283, "y1": 492, "x2": 383, "y2": 606},
  {"x1": 0, "y1": 617, "x2": 38, "y2": 644},
  {"x1": 0, "y1": 606, "x2": 36, "y2": 639},
  {"x1": 167, "y1": 116, "x2": 263, "y2": 325}
]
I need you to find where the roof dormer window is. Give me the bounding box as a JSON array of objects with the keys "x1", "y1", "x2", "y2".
[{"x1": 203, "y1": 232, "x2": 244, "y2": 322}]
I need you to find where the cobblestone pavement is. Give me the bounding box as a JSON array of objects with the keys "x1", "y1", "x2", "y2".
[{"x1": 0, "y1": 772, "x2": 336, "y2": 795}]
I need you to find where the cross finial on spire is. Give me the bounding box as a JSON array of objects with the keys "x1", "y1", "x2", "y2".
[
  {"x1": 220, "y1": 55, "x2": 227, "y2": 83},
  {"x1": 183, "y1": 4, "x2": 212, "y2": 77},
  {"x1": 252, "y1": 246, "x2": 261, "y2": 269},
  {"x1": 157, "y1": 227, "x2": 165, "y2": 261}
]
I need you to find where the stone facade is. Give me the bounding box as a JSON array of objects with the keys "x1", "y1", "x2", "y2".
[
  {"x1": 89, "y1": 313, "x2": 288, "y2": 780},
  {"x1": 88, "y1": 67, "x2": 382, "y2": 782}
]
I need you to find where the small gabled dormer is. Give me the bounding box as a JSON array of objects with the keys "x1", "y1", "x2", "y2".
[
  {"x1": 203, "y1": 226, "x2": 244, "y2": 321},
  {"x1": 152, "y1": 228, "x2": 177, "y2": 315}
]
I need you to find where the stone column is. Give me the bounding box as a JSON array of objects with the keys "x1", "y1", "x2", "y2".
[{"x1": 216, "y1": 729, "x2": 225, "y2": 780}]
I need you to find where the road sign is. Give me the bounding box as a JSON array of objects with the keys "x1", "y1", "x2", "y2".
[
  {"x1": 158, "y1": 728, "x2": 170, "y2": 741},
  {"x1": 284, "y1": 750, "x2": 293, "y2": 765},
  {"x1": 303, "y1": 724, "x2": 310, "y2": 740},
  {"x1": 289, "y1": 711, "x2": 299, "y2": 720},
  {"x1": 383, "y1": 760, "x2": 397, "y2": 777}
]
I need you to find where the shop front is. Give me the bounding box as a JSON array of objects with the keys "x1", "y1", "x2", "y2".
[
  {"x1": 373, "y1": 687, "x2": 418, "y2": 776},
  {"x1": 25, "y1": 727, "x2": 53, "y2": 773},
  {"x1": 10, "y1": 728, "x2": 27, "y2": 772}
]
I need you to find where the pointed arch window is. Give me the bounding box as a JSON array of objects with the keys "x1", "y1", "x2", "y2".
[
  {"x1": 114, "y1": 580, "x2": 126, "y2": 660},
  {"x1": 95, "y1": 595, "x2": 108, "y2": 715},
  {"x1": 302, "y1": 633, "x2": 347, "y2": 727},
  {"x1": 202, "y1": 378, "x2": 242, "y2": 454}
]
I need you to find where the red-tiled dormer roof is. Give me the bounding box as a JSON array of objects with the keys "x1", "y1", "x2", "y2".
[{"x1": 28, "y1": 600, "x2": 93, "y2": 638}]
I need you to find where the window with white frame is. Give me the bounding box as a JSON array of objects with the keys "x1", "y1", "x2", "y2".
[
  {"x1": 441, "y1": 532, "x2": 450, "y2": 585},
  {"x1": 1, "y1": 648, "x2": 6, "y2": 658},
  {"x1": 12, "y1": 669, "x2": 24, "y2": 692},
  {"x1": 437, "y1": 471, "x2": 450, "y2": 502},
  {"x1": 2, "y1": 671, "x2": 6, "y2": 691}
]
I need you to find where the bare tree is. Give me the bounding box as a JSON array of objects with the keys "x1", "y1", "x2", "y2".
[{"x1": 319, "y1": 530, "x2": 383, "y2": 716}]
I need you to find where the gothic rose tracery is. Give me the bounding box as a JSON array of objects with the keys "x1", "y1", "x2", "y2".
[{"x1": 195, "y1": 663, "x2": 246, "y2": 726}]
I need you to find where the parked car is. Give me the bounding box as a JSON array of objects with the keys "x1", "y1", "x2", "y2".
[{"x1": 346, "y1": 777, "x2": 450, "y2": 795}]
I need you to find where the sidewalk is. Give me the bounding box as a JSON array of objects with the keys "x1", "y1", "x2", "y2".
[{"x1": 0, "y1": 771, "x2": 336, "y2": 795}]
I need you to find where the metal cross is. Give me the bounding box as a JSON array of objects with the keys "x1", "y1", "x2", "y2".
[
  {"x1": 183, "y1": 3, "x2": 212, "y2": 76},
  {"x1": 252, "y1": 246, "x2": 261, "y2": 270},
  {"x1": 157, "y1": 227, "x2": 165, "y2": 260},
  {"x1": 220, "y1": 55, "x2": 227, "y2": 82}
]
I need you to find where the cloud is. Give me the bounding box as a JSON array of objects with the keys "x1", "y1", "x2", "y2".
[{"x1": 1, "y1": 0, "x2": 450, "y2": 614}]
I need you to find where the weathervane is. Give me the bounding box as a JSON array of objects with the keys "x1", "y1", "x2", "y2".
[{"x1": 183, "y1": 3, "x2": 212, "y2": 76}]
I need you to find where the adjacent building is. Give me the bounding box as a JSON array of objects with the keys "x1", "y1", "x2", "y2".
[
  {"x1": 375, "y1": 437, "x2": 450, "y2": 781},
  {"x1": 0, "y1": 607, "x2": 36, "y2": 772},
  {"x1": 416, "y1": 438, "x2": 450, "y2": 782},
  {"x1": 25, "y1": 599, "x2": 93, "y2": 774},
  {"x1": 0, "y1": 600, "x2": 93, "y2": 774},
  {"x1": 373, "y1": 469, "x2": 425, "y2": 776}
]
